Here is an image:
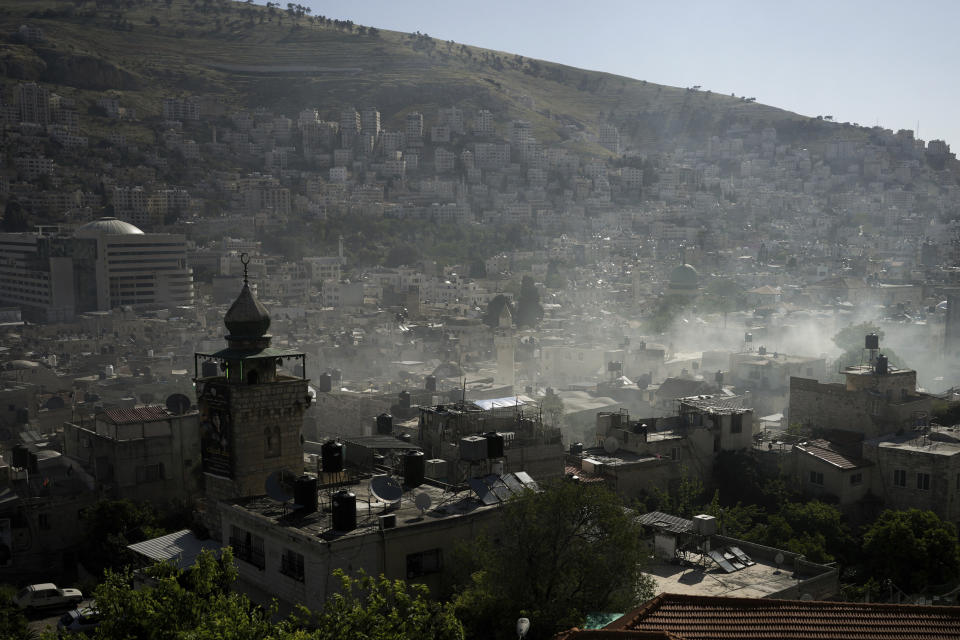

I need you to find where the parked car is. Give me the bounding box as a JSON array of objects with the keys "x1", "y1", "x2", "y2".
[
  {"x1": 57, "y1": 606, "x2": 102, "y2": 635},
  {"x1": 14, "y1": 583, "x2": 83, "y2": 611}
]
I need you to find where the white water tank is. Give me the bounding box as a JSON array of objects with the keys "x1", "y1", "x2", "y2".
[{"x1": 104, "y1": 365, "x2": 115, "y2": 378}]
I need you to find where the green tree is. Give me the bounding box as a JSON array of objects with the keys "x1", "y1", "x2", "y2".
[
  {"x1": 453, "y1": 480, "x2": 655, "y2": 640},
  {"x1": 302, "y1": 570, "x2": 463, "y2": 640},
  {"x1": 93, "y1": 547, "x2": 277, "y2": 640},
  {"x1": 514, "y1": 275, "x2": 543, "y2": 328},
  {"x1": 832, "y1": 322, "x2": 908, "y2": 370},
  {"x1": 92, "y1": 550, "x2": 462, "y2": 640},
  {"x1": 79, "y1": 499, "x2": 165, "y2": 574},
  {"x1": 862, "y1": 509, "x2": 960, "y2": 592},
  {"x1": 0, "y1": 586, "x2": 31, "y2": 640},
  {"x1": 482, "y1": 294, "x2": 513, "y2": 328}
]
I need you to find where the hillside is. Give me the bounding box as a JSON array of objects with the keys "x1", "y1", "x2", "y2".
[{"x1": 0, "y1": 0, "x2": 827, "y2": 152}]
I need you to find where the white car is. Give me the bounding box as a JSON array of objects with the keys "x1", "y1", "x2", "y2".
[{"x1": 13, "y1": 583, "x2": 83, "y2": 611}]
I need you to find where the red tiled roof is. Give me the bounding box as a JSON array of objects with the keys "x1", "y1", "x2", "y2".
[
  {"x1": 101, "y1": 405, "x2": 172, "y2": 425},
  {"x1": 601, "y1": 593, "x2": 960, "y2": 640},
  {"x1": 554, "y1": 630, "x2": 682, "y2": 640},
  {"x1": 796, "y1": 439, "x2": 866, "y2": 470}
]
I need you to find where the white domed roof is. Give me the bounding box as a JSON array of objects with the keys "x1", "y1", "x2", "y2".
[{"x1": 75, "y1": 217, "x2": 144, "y2": 238}]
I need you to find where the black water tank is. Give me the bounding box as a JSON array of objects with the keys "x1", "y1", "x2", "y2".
[
  {"x1": 569, "y1": 442, "x2": 584, "y2": 455},
  {"x1": 331, "y1": 490, "x2": 356, "y2": 531},
  {"x1": 317, "y1": 373, "x2": 332, "y2": 393},
  {"x1": 876, "y1": 354, "x2": 889, "y2": 375},
  {"x1": 376, "y1": 413, "x2": 393, "y2": 435},
  {"x1": 484, "y1": 432, "x2": 505, "y2": 458},
  {"x1": 293, "y1": 475, "x2": 318, "y2": 513},
  {"x1": 399, "y1": 391, "x2": 411, "y2": 408},
  {"x1": 201, "y1": 361, "x2": 219, "y2": 378},
  {"x1": 403, "y1": 450, "x2": 426, "y2": 487},
  {"x1": 321, "y1": 440, "x2": 345, "y2": 473},
  {"x1": 425, "y1": 375, "x2": 437, "y2": 392},
  {"x1": 866, "y1": 333, "x2": 880, "y2": 350}
]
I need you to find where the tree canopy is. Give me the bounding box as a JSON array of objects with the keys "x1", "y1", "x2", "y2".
[
  {"x1": 88, "y1": 548, "x2": 463, "y2": 640},
  {"x1": 862, "y1": 509, "x2": 960, "y2": 592},
  {"x1": 514, "y1": 275, "x2": 544, "y2": 328},
  {"x1": 453, "y1": 480, "x2": 655, "y2": 640},
  {"x1": 482, "y1": 294, "x2": 514, "y2": 328}
]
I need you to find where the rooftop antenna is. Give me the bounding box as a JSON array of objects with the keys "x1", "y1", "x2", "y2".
[{"x1": 240, "y1": 252, "x2": 250, "y2": 285}]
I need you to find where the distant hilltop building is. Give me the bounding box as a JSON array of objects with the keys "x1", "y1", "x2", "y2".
[{"x1": 0, "y1": 217, "x2": 193, "y2": 322}]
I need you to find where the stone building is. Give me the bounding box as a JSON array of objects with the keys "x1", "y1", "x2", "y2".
[
  {"x1": 789, "y1": 357, "x2": 933, "y2": 439},
  {"x1": 62, "y1": 405, "x2": 201, "y2": 505},
  {"x1": 194, "y1": 260, "x2": 309, "y2": 539},
  {"x1": 569, "y1": 395, "x2": 755, "y2": 501}
]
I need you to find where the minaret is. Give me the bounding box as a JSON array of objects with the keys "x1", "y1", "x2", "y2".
[
  {"x1": 194, "y1": 254, "x2": 310, "y2": 540},
  {"x1": 494, "y1": 304, "x2": 515, "y2": 392}
]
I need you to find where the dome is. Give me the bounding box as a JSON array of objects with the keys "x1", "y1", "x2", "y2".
[
  {"x1": 75, "y1": 217, "x2": 144, "y2": 238},
  {"x1": 669, "y1": 264, "x2": 699, "y2": 289},
  {"x1": 224, "y1": 283, "x2": 271, "y2": 339}
]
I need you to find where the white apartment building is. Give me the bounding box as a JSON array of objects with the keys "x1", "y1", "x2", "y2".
[{"x1": 0, "y1": 218, "x2": 193, "y2": 322}]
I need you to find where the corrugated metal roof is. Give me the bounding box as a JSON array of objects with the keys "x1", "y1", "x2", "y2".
[
  {"x1": 127, "y1": 529, "x2": 220, "y2": 569},
  {"x1": 101, "y1": 405, "x2": 172, "y2": 425},
  {"x1": 472, "y1": 395, "x2": 535, "y2": 410},
  {"x1": 636, "y1": 511, "x2": 693, "y2": 535},
  {"x1": 796, "y1": 439, "x2": 866, "y2": 470}
]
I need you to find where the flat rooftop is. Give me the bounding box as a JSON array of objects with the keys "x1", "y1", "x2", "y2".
[
  {"x1": 867, "y1": 429, "x2": 960, "y2": 457},
  {"x1": 645, "y1": 553, "x2": 808, "y2": 599},
  {"x1": 230, "y1": 477, "x2": 508, "y2": 541}
]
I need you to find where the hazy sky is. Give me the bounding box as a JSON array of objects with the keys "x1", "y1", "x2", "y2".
[{"x1": 296, "y1": 0, "x2": 960, "y2": 147}]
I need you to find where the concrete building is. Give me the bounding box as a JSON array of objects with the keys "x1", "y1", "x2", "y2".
[
  {"x1": 62, "y1": 405, "x2": 201, "y2": 505},
  {"x1": 0, "y1": 218, "x2": 193, "y2": 322}
]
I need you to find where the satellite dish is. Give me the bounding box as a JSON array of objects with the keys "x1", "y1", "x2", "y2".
[
  {"x1": 801, "y1": 593, "x2": 813, "y2": 601},
  {"x1": 45, "y1": 396, "x2": 65, "y2": 410},
  {"x1": 370, "y1": 475, "x2": 403, "y2": 503},
  {"x1": 414, "y1": 492, "x2": 432, "y2": 514},
  {"x1": 603, "y1": 436, "x2": 620, "y2": 454},
  {"x1": 517, "y1": 617, "x2": 531, "y2": 639},
  {"x1": 166, "y1": 393, "x2": 191, "y2": 414},
  {"x1": 265, "y1": 469, "x2": 296, "y2": 503},
  {"x1": 774, "y1": 552, "x2": 784, "y2": 565}
]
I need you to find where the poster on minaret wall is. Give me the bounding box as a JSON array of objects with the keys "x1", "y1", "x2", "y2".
[{"x1": 200, "y1": 384, "x2": 232, "y2": 478}]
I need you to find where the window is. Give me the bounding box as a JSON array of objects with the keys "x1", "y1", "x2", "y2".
[
  {"x1": 893, "y1": 469, "x2": 907, "y2": 487},
  {"x1": 730, "y1": 414, "x2": 743, "y2": 434},
  {"x1": 849, "y1": 473, "x2": 862, "y2": 486},
  {"x1": 809, "y1": 471, "x2": 824, "y2": 486},
  {"x1": 229, "y1": 526, "x2": 265, "y2": 569},
  {"x1": 280, "y1": 549, "x2": 305, "y2": 582},
  {"x1": 264, "y1": 426, "x2": 280, "y2": 458},
  {"x1": 670, "y1": 448, "x2": 679, "y2": 461},
  {"x1": 135, "y1": 463, "x2": 165, "y2": 483},
  {"x1": 917, "y1": 473, "x2": 931, "y2": 491},
  {"x1": 407, "y1": 549, "x2": 442, "y2": 579}
]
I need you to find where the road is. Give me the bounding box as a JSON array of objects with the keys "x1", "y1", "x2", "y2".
[{"x1": 26, "y1": 599, "x2": 95, "y2": 635}]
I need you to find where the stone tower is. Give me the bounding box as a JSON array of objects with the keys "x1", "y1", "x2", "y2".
[
  {"x1": 194, "y1": 257, "x2": 309, "y2": 540},
  {"x1": 494, "y1": 304, "x2": 515, "y2": 391}
]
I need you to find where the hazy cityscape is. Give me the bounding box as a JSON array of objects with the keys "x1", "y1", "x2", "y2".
[{"x1": 2, "y1": 1, "x2": 960, "y2": 639}]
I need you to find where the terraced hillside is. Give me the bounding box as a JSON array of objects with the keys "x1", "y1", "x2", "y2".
[{"x1": 0, "y1": 0, "x2": 819, "y2": 150}]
